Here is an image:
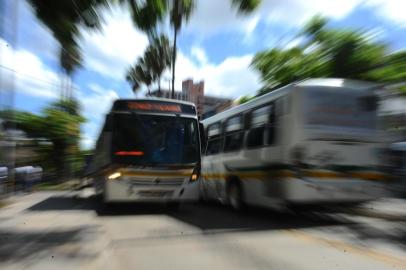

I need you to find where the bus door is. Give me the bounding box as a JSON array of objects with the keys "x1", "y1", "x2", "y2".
[{"x1": 204, "y1": 122, "x2": 224, "y2": 200}]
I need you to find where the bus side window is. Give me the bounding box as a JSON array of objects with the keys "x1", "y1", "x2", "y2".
[
  {"x1": 246, "y1": 104, "x2": 273, "y2": 148},
  {"x1": 205, "y1": 122, "x2": 222, "y2": 155},
  {"x1": 224, "y1": 115, "x2": 243, "y2": 152},
  {"x1": 246, "y1": 126, "x2": 265, "y2": 148},
  {"x1": 206, "y1": 137, "x2": 222, "y2": 155}
]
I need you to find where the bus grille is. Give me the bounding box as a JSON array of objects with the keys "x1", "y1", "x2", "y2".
[{"x1": 127, "y1": 177, "x2": 185, "y2": 186}]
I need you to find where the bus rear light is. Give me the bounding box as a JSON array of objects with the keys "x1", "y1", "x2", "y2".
[
  {"x1": 115, "y1": 151, "x2": 144, "y2": 156},
  {"x1": 108, "y1": 172, "x2": 122, "y2": 180}
]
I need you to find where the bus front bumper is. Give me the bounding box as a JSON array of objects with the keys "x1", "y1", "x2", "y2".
[{"x1": 103, "y1": 179, "x2": 199, "y2": 203}]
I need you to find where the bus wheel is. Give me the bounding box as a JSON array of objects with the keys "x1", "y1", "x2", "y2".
[{"x1": 228, "y1": 181, "x2": 244, "y2": 210}]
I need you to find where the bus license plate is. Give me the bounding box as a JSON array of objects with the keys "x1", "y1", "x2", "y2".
[{"x1": 138, "y1": 190, "x2": 173, "y2": 197}]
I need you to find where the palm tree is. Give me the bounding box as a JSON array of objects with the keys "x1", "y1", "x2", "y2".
[
  {"x1": 126, "y1": 58, "x2": 153, "y2": 96},
  {"x1": 145, "y1": 35, "x2": 172, "y2": 94},
  {"x1": 127, "y1": 0, "x2": 168, "y2": 36},
  {"x1": 169, "y1": 0, "x2": 195, "y2": 98},
  {"x1": 231, "y1": 0, "x2": 261, "y2": 13},
  {"x1": 59, "y1": 44, "x2": 82, "y2": 99}
]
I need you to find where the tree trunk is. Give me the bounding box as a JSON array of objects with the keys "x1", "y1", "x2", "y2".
[{"x1": 171, "y1": 29, "x2": 178, "y2": 99}]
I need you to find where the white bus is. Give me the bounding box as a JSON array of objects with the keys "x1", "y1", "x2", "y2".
[
  {"x1": 200, "y1": 78, "x2": 391, "y2": 210},
  {"x1": 89, "y1": 99, "x2": 203, "y2": 205}
]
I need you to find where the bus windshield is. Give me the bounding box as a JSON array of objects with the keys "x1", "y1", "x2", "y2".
[
  {"x1": 112, "y1": 114, "x2": 199, "y2": 166},
  {"x1": 303, "y1": 88, "x2": 378, "y2": 130}
]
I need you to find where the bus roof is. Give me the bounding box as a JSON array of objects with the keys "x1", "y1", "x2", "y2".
[
  {"x1": 202, "y1": 78, "x2": 380, "y2": 126},
  {"x1": 295, "y1": 78, "x2": 382, "y2": 90},
  {"x1": 112, "y1": 98, "x2": 195, "y2": 109}
]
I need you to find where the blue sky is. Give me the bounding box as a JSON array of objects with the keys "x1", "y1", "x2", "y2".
[{"x1": 1, "y1": 0, "x2": 405, "y2": 149}]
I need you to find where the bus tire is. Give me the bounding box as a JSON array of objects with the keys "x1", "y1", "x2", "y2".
[{"x1": 227, "y1": 179, "x2": 244, "y2": 210}]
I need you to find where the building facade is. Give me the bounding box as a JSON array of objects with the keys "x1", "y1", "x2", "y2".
[{"x1": 150, "y1": 79, "x2": 232, "y2": 119}]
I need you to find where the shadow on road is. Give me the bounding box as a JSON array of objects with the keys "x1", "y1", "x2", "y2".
[
  {"x1": 28, "y1": 195, "x2": 98, "y2": 211},
  {"x1": 27, "y1": 194, "x2": 355, "y2": 233},
  {"x1": 0, "y1": 226, "x2": 99, "y2": 263}
]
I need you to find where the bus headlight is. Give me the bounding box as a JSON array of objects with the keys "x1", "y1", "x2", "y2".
[
  {"x1": 108, "y1": 172, "x2": 122, "y2": 180},
  {"x1": 189, "y1": 168, "x2": 200, "y2": 182}
]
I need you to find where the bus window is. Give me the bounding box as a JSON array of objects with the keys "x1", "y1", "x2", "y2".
[
  {"x1": 206, "y1": 137, "x2": 223, "y2": 155},
  {"x1": 224, "y1": 132, "x2": 244, "y2": 152},
  {"x1": 206, "y1": 122, "x2": 222, "y2": 155},
  {"x1": 246, "y1": 126, "x2": 265, "y2": 147},
  {"x1": 246, "y1": 104, "x2": 273, "y2": 148},
  {"x1": 225, "y1": 115, "x2": 242, "y2": 132},
  {"x1": 112, "y1": 114, "x2": 199, "y2": 165},
  {"x1": 207, "y1": 122, "x2": 221, "y2": 137},
  {"x1": 224, "y1": 115, "x2": 243, "y2": 152},
  {"x1": 304, "y1": 89, "x2": 377, "y2": 130}
]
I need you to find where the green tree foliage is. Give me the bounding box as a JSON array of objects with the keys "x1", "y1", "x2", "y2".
[
  {"x1": 238, "y1": 95, "x2": 254, "y2": 104},
  {"x1": 2, "y1": 100, "x2": 85, "y2": 180},
  {"x1": 251, "y1": 16, "x2": 406, "y2": 94}
]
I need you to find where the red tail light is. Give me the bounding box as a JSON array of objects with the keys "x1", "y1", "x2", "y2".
[{"x1": 115, "y1": 151, "x2": 144, "y2": 156}]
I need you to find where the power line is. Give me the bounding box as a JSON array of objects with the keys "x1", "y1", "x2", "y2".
[{"x1": 0, "y1": 64, "x2": 61, "y2": 88}]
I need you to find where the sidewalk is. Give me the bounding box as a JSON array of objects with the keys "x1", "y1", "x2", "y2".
[{"x1": 351, "y1": 198, "x2": 406, "y2": 221}]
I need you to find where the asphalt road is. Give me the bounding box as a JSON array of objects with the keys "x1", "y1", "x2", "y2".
[{"x1": 0, "y1": 190, "x2": 405, "y2": 270}]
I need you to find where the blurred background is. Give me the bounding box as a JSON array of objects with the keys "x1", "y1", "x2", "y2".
[{"x1": 0, "y1": 0, "x2": 405, "y2": 194}]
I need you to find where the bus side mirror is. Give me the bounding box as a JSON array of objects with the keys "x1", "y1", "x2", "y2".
[{"x1": 199, "y1": 122, "x2": 206, "y2": 152}]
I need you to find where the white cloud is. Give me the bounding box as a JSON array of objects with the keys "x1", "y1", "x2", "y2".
[
  {"x1": 260, "y1": 0, "x2": 363, "y2": 26},
  {"x1": 78, "y1": 6, "x2": 149, "y2": 80},
  {"x1": 191, "y1": 46, "x2": 208, "y2": 65},
  {"x1": 78, "y1": 83, "x2": 119, "y2": 149},
  {"x1": 173, "y1": 48, "x2": 260, "y2": 98},
  {"x1": 366, "y1": 0, "x2": 406, "y2": 26},
  {"x1": 0, "y1": 38, "x2": 60, "y2": 99}
]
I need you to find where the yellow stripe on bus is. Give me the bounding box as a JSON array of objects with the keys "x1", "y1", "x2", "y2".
[{"x1": 202, "y1": 169, "x2": 390, "y2": 181}]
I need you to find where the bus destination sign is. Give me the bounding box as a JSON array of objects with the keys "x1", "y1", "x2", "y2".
[
  {"x1": 127, "y1": 102, "x2": 181, "y2": 112},
  {"x1": 112, "y1": 100, "x2": 196, "y2": 115}
]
